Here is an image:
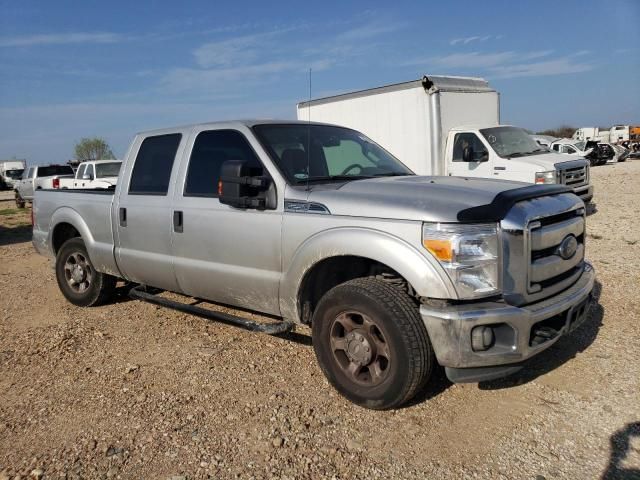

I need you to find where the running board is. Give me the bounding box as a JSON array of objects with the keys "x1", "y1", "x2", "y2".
[{"x1": 129, "y1": 285, "x2": 294, "y2": 335}]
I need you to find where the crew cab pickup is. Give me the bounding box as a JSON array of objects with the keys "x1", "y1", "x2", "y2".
[
  {"x1": 33, "y1": 120, "x2": 596, "y2": 409},
  {"x1": 15, "y1": 164, "x2": 74, "y2": 208},
  {"x1": 58, "y1": 160, "x2": 122, "y2": 190}
]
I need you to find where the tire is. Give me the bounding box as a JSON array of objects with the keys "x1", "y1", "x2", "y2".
[
  {"x1": 15, "y1": 191, "x2": 25, "y2": 208},
  {"x1": 311, "y1": 277, "x2": 434, "y2": 410},
  {"x1": 55, "y1": 237, "x2": 116, "y2": 307}
]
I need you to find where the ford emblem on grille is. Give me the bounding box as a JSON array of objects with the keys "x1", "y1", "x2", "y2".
[{"x1": 557, "y1": 235, "x2": 578, "y2": 260}]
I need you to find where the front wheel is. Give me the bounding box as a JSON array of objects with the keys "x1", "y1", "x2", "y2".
[
  {"x1": 312, "y1": 277, "x2": 434, "y2": 410},
  {"x1": 55, "y1": 238, "x2": 116, "y2": 306}
]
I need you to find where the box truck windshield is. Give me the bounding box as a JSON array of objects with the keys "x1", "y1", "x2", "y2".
[{"x1": 479, "y1": 126, "x2": 548, "y2": 158}]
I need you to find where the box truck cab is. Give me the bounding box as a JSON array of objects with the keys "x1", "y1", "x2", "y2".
[{"x1": 297, "y1": 75, "x2": 593, "y2": 202}]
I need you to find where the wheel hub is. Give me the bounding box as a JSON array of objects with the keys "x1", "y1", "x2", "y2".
[
  {"x1": 344, "y1": 331, "x2": 373, "y2": 366},
  {"x1": 71, "y1": 264, "x2": 85, "y2": 283}
]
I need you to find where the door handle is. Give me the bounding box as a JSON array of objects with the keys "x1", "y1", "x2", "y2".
[
  {"x1": 119, "y1": 207, "x2": 127, "y2": 227},
  {"x1": 494, "y1": 166, "x2": 506, "y2": 171},
  {"x1": 173, "y1": 211, "x2": 183, "y2": 233}
]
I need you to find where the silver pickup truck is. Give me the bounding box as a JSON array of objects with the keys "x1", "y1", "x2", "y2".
[{"x1": 33, "y1": 120, "x2": 595, "y2": 409}]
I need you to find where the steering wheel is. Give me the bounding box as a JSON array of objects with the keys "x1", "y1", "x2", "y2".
[{"x1": 340, "y1": 164, "x2": 362, "y2": 175}]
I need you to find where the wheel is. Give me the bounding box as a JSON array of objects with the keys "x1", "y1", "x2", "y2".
[
  {"x1": 312, "y1": 277, "x2": 434, "y2": 410},
  {"x1": 55, "y1": 238, "x2": 116, "y2": 306},
  {"x1": 15, "y1": 191, "x2": 25, "y2": 208}
]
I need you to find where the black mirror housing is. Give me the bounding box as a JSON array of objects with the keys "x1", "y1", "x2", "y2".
[
  {"x1": 219, "y1": 160, "x2": 276, "y2": 210},
  {"x1": 463, "y1": 146, "x2": 488, "y2": 163},
  {"x1": 462, "y1": 146, "x2": 474, "y2": 162}
]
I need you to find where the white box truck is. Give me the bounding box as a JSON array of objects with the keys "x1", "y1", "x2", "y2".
[
  {"x1": 297, "y1": 75, "x2": 593, "y2": 202},
  {"x1": 0, "y1": 159, "x2": 27, "y2": 190}
]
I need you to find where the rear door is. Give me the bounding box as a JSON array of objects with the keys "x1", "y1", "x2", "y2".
[
  {"x1": 170, "y1": 126, "x2": 283, "y2": 315},
  {"x1": 114, "y1": 131, "x2": 187, "y2": 291},
  {"x1": 74, "y1": 164, "x2": 86, "y2": 188}
]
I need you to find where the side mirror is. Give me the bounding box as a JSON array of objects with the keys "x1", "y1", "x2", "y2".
[
  {"x1": 463, "y1": 146, "x2": 488, "y2": 162},
  {"x1": 218, "y1": 160, "x2": 276, "y2": 210},
  {"x1": 462, "y1": 146, "x2": 474, "y2": 162},
  {"x1": 82, "y1": 173, "x2": 93, "y2": 180}
]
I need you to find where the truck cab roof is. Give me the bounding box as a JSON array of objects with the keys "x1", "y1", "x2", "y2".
[{"x1": 136, "y1": 119, "x2": 337, "y2": 137}]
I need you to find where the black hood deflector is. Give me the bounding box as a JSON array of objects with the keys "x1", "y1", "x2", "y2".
[{"x1": 456, "y1": 184, "x2": 573, "y2": 222}]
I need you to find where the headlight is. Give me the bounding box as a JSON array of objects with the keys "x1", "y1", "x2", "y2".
[
  {"x1": 535, "y1": 170, "x2": 557, "y2": 184},
  {"x1": 422, "y1": 223, "x2": 500, "y2": 299}
]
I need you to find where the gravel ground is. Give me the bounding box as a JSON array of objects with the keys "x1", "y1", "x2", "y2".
[{"x1": 0, "y1": 163, "x2": 639, "y2": 480}]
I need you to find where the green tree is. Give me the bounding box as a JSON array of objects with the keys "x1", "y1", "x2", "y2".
[{"x1": 74, "y1": 137, "x2": 116, "y2": 162}]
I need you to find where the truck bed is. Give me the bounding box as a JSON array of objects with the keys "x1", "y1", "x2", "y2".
[{"x1": 33, "y1": 189, "x2": 120, "y2": 277}]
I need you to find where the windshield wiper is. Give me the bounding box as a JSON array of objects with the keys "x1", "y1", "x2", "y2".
[
  {"x1": 506, "y1": 148, "x2": 546, "y2": 158},
  {"x1": 300, "y1": 175, "x2": 373, "y2": 184},
  {"x1": 372, "y1": 172, "x2": 412, "y2": 177}
]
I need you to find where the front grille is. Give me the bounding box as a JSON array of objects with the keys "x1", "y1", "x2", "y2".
[
  {"x1": 559, "y1": 165, "x2": 588, "y2": 187},
  {"x1": 527, "y1": 209, "x2": 585, "y2": 294}
]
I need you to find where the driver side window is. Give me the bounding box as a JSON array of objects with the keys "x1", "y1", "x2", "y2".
[
  {"x1": 323, "y1": 139, "x2": 376, "y2": 175},
  {"x1": 452, "y1": 133, "x2": 488, "y2": 162}
]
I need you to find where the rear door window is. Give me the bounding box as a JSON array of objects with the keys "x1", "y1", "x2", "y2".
[{"x1": 129, "y1": 134, "x2": 182, "y2": 195}]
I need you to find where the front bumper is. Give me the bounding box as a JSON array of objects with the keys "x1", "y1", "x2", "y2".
[
  {"x1": 421, "y1": 262, "x2": 595, "y2": 381},
  {"x1": 573, "y1": 184, "x2": 594, "y2": 203}
]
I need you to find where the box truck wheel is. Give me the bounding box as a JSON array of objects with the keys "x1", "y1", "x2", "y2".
[
  {"x1": 14, "y1": 191, "x2": 26, "y2": 208},
  {"x1": 55, "y1": 238, "x2": 116, "y2": 307},
  {"x1": 311, "y1": 277, "x2": 434, "y2": 409}
]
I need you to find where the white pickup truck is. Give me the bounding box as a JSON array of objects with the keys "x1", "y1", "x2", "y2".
[
  {"x1": 15, "y1": 164, "x2": 74, "y2": 208},
  {"x1": 58, "y1": 160, "x2": 122, "y2": 190},
  {"x1": 297, "y1": 75, "x2": 594, "y2": 203}
]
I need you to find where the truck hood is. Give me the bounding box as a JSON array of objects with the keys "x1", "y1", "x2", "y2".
[
  {"x1": 304, "y1": 176, "x2": 528, "y2": 222},
  {"x1": 508, "y1": 152, "x2": 587, "y2": 170}
]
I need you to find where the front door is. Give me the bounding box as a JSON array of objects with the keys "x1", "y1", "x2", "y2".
[
  {"x1": 114, "y1": 132, "x2": 187, "y2": 292},
  {"x1": 171, "y1": 127, "x2": 283, "y2": 316},
  {"x1": 448, "y1": 132, "x2": 493, "y2": 178}
]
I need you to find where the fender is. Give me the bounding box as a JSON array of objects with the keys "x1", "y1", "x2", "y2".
[
  {"x1": 49, "y1": 206, "x2": 120, "y2": 277},
  {"x1": 279, "y1": 227, "x2": 456, "y2": 322}
]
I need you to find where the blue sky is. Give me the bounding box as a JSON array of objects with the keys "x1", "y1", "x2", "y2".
[{"x1": 1, "y1": 0, "x2": 638, "y2": 164}]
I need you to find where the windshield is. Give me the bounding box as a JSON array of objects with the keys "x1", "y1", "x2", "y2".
[
  {"x1": 253, "y1": 124, "x2": 413, "y2": 185},
  {"x1": 480, "y1": 126, "x2": 547, "y2": 158},
  {"x1": 6, "y1": 169, "x2": 24, "y2": 179},
  {"x1": 95, "y1": 162, "x2": 122, "y2": 178},
  {"x1": 575, "y1": 141, "x2": 587, "y2": 150},
  {"x1": 37, "y1": 165, "x2": 74, "y2": 177}
]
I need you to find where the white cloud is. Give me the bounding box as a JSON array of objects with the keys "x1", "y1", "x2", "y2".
[
  {"x1": 0, "y1": 32, "x2": 123, "y2": 47},
  {"x1": 490, "y1": 57, "x2": 594, "y2": 79},
  {"x1": 404, "y1": 50, "x2": 553, "y2": 69},
  {"x1": 166, "y1": 19, "x2": 400, "y2": 95},
  {"x1": 449, "y1": 34, "x2": 502, "y2": 46}
]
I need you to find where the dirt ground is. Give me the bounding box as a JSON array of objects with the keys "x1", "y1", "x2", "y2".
[{"x1": 0, "y1": 162, "x2": 639, "y2": 480}]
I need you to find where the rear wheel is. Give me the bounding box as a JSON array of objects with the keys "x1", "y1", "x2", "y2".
[
  {"x1": 15, "y1": 191, "x2": 25, "y2": 208},
  {"x1": 55, "y1": 238, "x2": 116, "y2": 306},
  {"x1": 312, "y1": 277, "x2": 434, "y2": 410}
]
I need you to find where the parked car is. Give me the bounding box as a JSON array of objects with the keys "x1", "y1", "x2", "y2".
[
  {"x1": 15, "y1": 164, "x2": 74, "y2": 208},
  {"x1": 549, "y1": 138, "x2": 609, "y2": 166},
  {"x1": 297, "y1": 76, "x2": 593, "y2": 203},
  {"x1": 531, "y1": 135, "x2": 558, "y2": 148},
  {"x1": 58, "y1": 160, "x2": 122, "y2": 189},
  {"x1": 33, "y1": 120, "x2": 595, "y2": 410},
  {"x1": 0, "y1": 159, "x2": 26, "y2": 190}
]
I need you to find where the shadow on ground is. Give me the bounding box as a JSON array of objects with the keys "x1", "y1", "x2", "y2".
[
  {"x1": 602, "y1": 422, "x2": 640, "y2": 480},
  {"x1": 0, "y1": 223, "x2": 32, "y2": 247},
  {"x1": 479, "y1": 280, "x2": 604, "y2": 390}
]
